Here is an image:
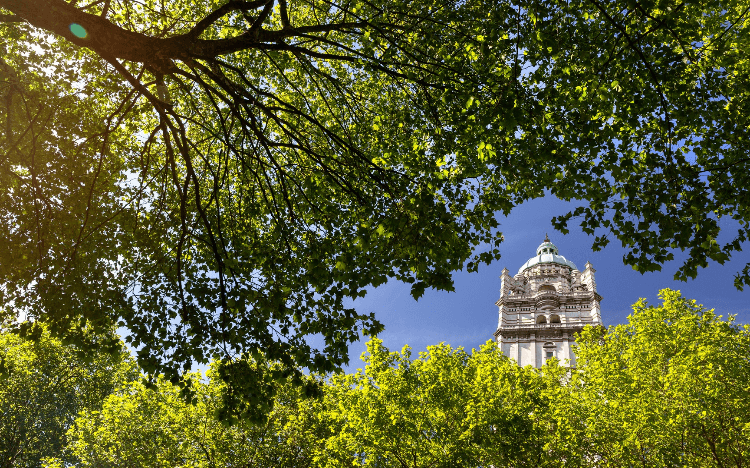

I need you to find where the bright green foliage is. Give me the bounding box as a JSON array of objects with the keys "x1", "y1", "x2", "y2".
[
  {"x1": 562, "y1": 289, "x2": 750, "y2": 466},
  {"x1": 2, "y1": 0, "x2": 750, "y2": 415},
  {"x1": 52, "y1": 340, "x2": 562, "y2": 468},
  {"x1": 52, "y1": 363, "x2": 330, "y2": 467},
  {"x1": 466, "y1": 344, "x2": 570, "y2": 468},
  {"x1": 323, "y1": 341, "x2": 479, "y2": 467},
  {"x1": 322, "y1": 339, "x2": 560, "y2": 467},
  {"x1": 323, "y1": 293, "x2": 750, "y2": 467},
  {"x1": 0, "y1": 326, "x2": 136, "y2": 467},
  {"x1": 44, "y1": 291, "x2": 750, "y2": 466}
]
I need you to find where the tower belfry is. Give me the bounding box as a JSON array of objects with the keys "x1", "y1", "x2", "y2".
[{"x1": 494, "y1": 237, "x2": 603, "y2": 368}]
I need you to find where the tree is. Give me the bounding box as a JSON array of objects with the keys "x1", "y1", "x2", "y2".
[
  {"x1": 48, "y1": 292, "x2": 750, "y2": 466},
  {"x1": 558, "y1": 289, "x2": 750, "y2": 466},
  {"x1": 322, "y1": 339, "x2": 563, "y2": 467},
  {"x1": 56, "y1": 338, "x2": 564, "y2": 467},
  {"x1": 0, "y1": 0, "x2": 512, "y2": 408},
  {"x1": 323, "y1": 341, "x2": 479, "y2": 467},
  {"x1": 519, "y1": 0, "x2": 750, "y2": 289},
  {"x1": 2, "y1": 0, "x2": 750, "y2": 413},
  {"x1": 465, "y1": 344, "x2": 574, "y2": 468},
  {"x1": 0, "y1": 325, "x2": 136, "y2": 467},
  {"x1": 52, "y1": 363, "x2": 331, "y2": 467},
  {"x1": 322, "y1": 296, "x2": 750, "y2": 467}
]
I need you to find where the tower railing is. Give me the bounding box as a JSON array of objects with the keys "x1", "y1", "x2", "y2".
[
  {"x1": 504, "y1": 290, "x2": 592, "y2": 300},
  {"x1": 496, "y1": 321, "x2": 596, "y2": 331}
]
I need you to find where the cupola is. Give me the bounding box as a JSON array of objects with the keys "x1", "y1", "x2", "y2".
[{"x1": 517, "y1": 234, "x2": 577, "y2": 274}]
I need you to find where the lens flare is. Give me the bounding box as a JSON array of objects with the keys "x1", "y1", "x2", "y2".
[{"x1": 69, "y1": 23, "x2": 87, "y2": 39}]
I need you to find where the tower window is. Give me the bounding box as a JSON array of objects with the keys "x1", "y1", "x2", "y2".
[{"x1": 543, "y1": 342, "x2": 555, "y2": 361}]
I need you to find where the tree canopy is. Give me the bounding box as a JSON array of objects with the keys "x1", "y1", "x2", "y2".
[
  {"x1": 322, "y1": 339, "x2": 559, "y2": 467},
  {"x1": 1, "y1": 0, "x2": 749, "y2": 412},
  {"x1": 0, "y1": 325, "x2": 136, "y2": 467},
  {"x1": 556, "y1": 289, "x2": 750, "y2": 466},
  {"x1": 46, "y1": 289, "x2": 750, "y2": 467},
  {"x1": 50, "y1": 368, "x2": 329, "y2": 467}
]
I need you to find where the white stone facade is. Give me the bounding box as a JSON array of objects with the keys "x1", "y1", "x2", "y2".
[{"x1": 494, "y1": 235, "x2": 603, "y2": 368}]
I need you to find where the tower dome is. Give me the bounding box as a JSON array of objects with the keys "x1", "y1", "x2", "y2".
[
  {"x1": 495, "y1": 235, "x2": 603, "y2": 369},
  {"x1": 518, "y1": 234, "x2": 577, "y2": 274}
]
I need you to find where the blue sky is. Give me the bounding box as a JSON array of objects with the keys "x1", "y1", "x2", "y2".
[{"x1": 342, "y1": 194, "x2": 750, "y2": 371}]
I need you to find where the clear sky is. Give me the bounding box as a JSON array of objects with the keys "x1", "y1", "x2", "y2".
[{"x1": 342, "y1": 194, "x2": 750, "y2": 371}]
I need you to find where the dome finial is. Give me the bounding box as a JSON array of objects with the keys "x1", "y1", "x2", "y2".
[{"x1": 544, "y1": 232, "x2": 550, "y2": 242}]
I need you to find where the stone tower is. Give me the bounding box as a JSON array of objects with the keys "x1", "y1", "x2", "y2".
[{"x1": 493, "y1": 235, "x2": 603, "y2": 368}]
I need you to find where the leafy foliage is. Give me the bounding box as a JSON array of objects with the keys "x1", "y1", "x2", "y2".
[
  {"x1": 0, "y1": 0, "x2": 513, "y2": 406},
  {"x1": 50, "y1": 364, "x2": 331, "y2": 467},
  {"x1": 520, "y1": 0, "x2": 750, "y2": 287},
  {"x1": 561, "y1": 289, "x2": 750, "y2": 466},
  {"x1": 0, "y1": 325, "x2": 136, "y2": 467},
  {"x1": 1, "y1": 0, "x2": 750, "y2": 413},
  {"x1": 43, "y1": 290, "x2": 750, "y2": 466},
  {"x1": 322, "y1": 339, "x2": 557, "y2": 467}
]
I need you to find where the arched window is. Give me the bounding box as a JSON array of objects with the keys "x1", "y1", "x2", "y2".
[
  {"x1": 550, "y1": 314, "x2": 561, "y2": 323},
  {"x1": 539, "y1": 284, "x2": 556, "y2": 293},
  {"x1": 543, "y1": 342, "x2": 555, "y2": 360},
  {"x1": 536, "y1": 315, "x2": 547, "y2": 324}
]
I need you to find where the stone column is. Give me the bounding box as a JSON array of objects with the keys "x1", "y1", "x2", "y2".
[
  {"x1": 563, "y1": 331, "x2": 571, "y2": 366},
  {"x1": 516, "y1": 336, "x2": 521, "y2": 364}
]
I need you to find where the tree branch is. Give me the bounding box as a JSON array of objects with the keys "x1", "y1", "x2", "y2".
[
  {"x1": 0, "y1": 13, "x2": 24, "y2": 22},
  {"x1": 248, "y1": 0, "x2": 274, "y2": 41},
  {"x1": 188, "y1": 0, "x2": 268, "y2": 39},
  {"x1": 278, "y1": 0, "x2": 290, "y2": 29}
]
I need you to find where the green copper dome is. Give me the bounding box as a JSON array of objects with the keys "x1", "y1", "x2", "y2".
[{"x1": 518, "y1": 234, "x2": 578, "y2": 274}]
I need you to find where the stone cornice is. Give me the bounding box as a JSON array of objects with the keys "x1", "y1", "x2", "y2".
[
  {"x1": 495, "y1": 290, "x2": 597, "y2": 307},
  {"x1": 493, "y1": 321, "x2": 602, "y2": 338}
]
